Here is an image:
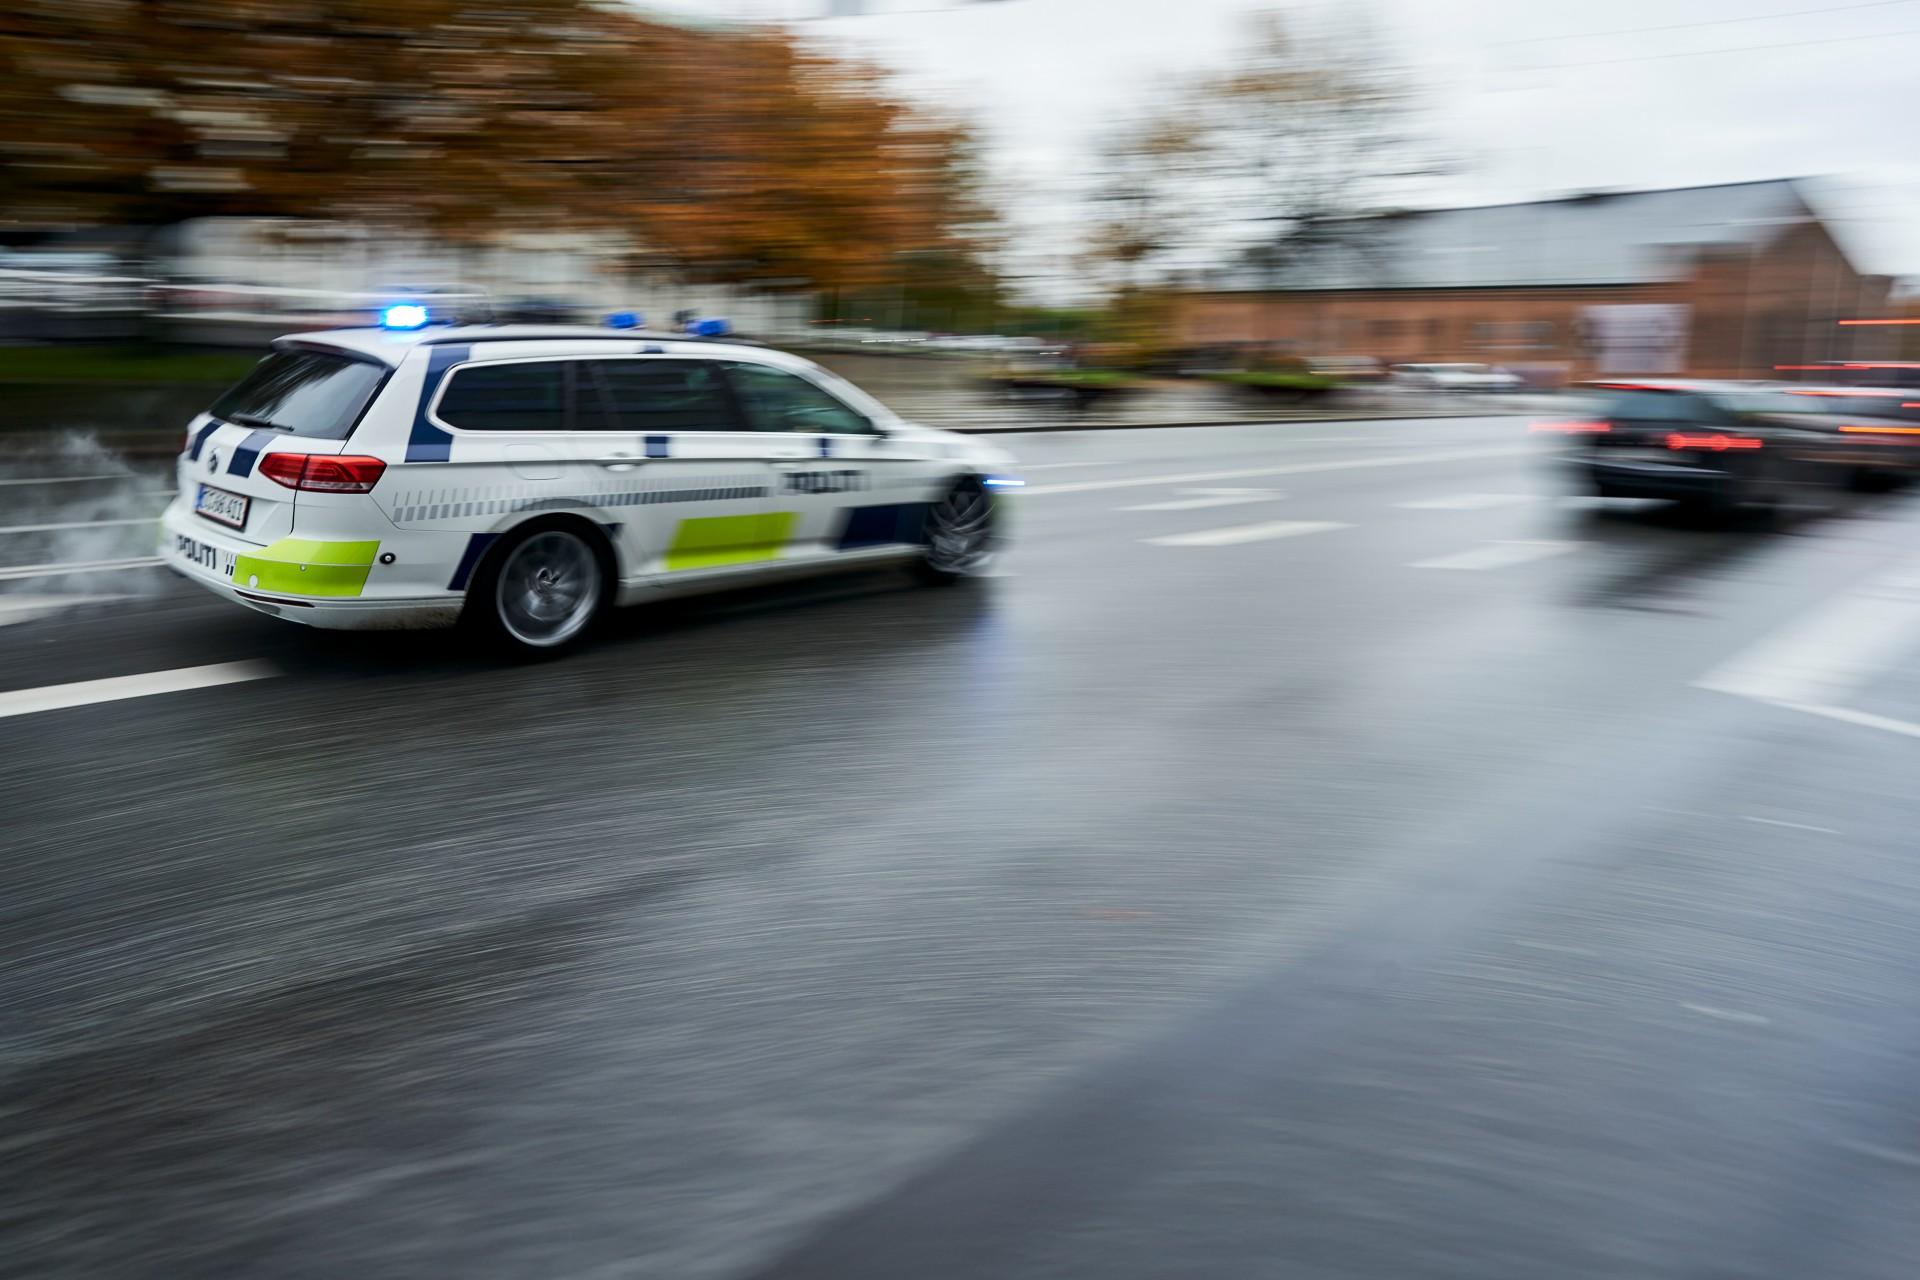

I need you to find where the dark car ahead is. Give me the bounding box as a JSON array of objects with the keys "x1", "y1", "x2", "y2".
[
  {"x1": 1769, "y1": 384, "x2": 1920, "y2": 491},
  {"x1": 1535, "y1": 379, "x2": 1878, "y2": 514}
]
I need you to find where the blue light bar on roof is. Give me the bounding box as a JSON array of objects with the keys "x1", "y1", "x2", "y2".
[
  {"x1": 605, "y1": 311, "x2": 642, "y2": 330},
  {"x1": 691, "y1": 317, "x2": 731, "y2": 337},
  {"x1": 381, "y1": 303, "x2": 429, "y2": 330}
]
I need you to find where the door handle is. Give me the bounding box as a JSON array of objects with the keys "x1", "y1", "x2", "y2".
[{"x1": 595, "y1": 454, "x2": 645, "y2": 471}]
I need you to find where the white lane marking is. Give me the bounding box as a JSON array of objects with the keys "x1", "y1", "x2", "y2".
[
  {"x1": 1838, "y1": 1140, "x2": 1920, "y2": 1170},
  {"x1": 1773, "y1": 701, "x2": 1920, "y2": 740},
  {"x1": 1512, "y1": 939, "x2": 1598, "y2": 957},
  {"x1": 0, "y1": 556, "x2": 164, "y2": 582},
  {"x1": 1694, "y1": 558, "x2": 1920, "y2": 708},
  {"x1": 1410, "y1": 540, "x2": 1581, "y2": 571},
  {"x1": 1017, "y1": 434, "x2": 1421, "y2": 474},
  {"x1": 0, "y1": 661, "x2": 277, "y2": 721},
  {"x1": 0, "y1": 473, "x2": 138, "y2": 487},
  {"x1": 1018, "y1": 458, "x2": 1159, "y2": 473},
  {"x1": 1024, "y1": 445, "x2": 1530, "y2": 496},
  {"x1": 1121, "y1": 488, "x2": 1284, "y2": 512},
  {"x1": 1681, "y1": 1003, "x2": 1772, "y2": 1027},
  {"x1": 1144, "y1": 520, "x2": 1348, "y2": 548},
  {"x1": 1396, "y1": 492, "x2": 1537, "y2": 510},
  {"x1": 0, "y1": 516, "x2": 161, "y2": 536},
  {"x1": 1740, "y1": 815, "x2": 1839, "y2": 835},
  {"x1": 0, "y1": 594, "x2": 127, "y2": 627}
]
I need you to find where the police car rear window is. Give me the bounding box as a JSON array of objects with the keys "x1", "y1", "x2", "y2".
[
  {"x1": 436, "y1": 361, "x2": 567, "y2": 431},
  {"x1": 209, "y1": 351, "x2": 386, "y2": 440}
]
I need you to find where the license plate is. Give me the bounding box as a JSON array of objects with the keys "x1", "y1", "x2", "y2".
[
  {"x1": 172, "y1": 532, "x2": 235, "y2": 579},
  {"x1": 195, "y1": 482, "x2": 250, "y2": 529}
]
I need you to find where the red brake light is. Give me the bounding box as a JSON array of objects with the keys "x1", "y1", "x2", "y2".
[
  {"x1": 258, "y1": 453, "x2": 386, "y2": 492},
  {"x1": 1529, "y1": 420, "x2": 1611, "y2": 434},
  {"x1": 1665, "y1": 433, "x2": 1762, "y2": 452},
  {"x1": 258, "y1": 453, "x2": 309, "y2": 488},
  {"x1": 299, "y1": 455, "x2": 387, "y2": 492}
]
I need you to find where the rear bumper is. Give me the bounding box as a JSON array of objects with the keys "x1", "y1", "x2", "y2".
[
  {"x1": 1572, "y1": 456, "x2": 1730, "y2": 500},
  {"x1": 159, "y1": 503, "x2": 462, "y2": 630}
]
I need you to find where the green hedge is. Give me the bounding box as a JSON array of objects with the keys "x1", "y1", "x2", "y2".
[
  {"x1": 0, "y1": 345, "x2": 259, "y2": 385},
  {"x1": 1202, "y1": 370, "x2": 1338, "y2": 392}
]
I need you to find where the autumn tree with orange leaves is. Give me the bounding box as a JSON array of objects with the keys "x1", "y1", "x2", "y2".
[{"x1": 0, "y1": 0, "x2": 992, "y2": 293}]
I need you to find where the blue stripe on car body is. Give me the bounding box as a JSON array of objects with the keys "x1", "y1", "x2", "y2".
[
  {"x1": 188, "y1": 420, "x2": 223, "y2": 461},
  {"x1": 227, "y1": 429, "x2": 274, "y2": 476},
  {"x1": 446, "y1": 532, "x2": 500, "y2": 590},
  {"x1": 835, "y1": 502, "x2": 931, "y2": 551},
  {"x1": 408, "y1": 344, "x2": 471, "y2": 463}
]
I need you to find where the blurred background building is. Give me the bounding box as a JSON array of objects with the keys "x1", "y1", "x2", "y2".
[{"x1": 1174, "y1": 179, "x2": 1894, "y2": 384}]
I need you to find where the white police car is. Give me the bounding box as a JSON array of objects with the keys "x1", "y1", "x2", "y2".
[{"x1": 160, "y1": 310, "x2": 1020, "y2": 653}]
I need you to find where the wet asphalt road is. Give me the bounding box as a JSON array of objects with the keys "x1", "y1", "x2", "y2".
[{"x1": 4, "y1": 415, "x2": 1920, "y2": 1278}]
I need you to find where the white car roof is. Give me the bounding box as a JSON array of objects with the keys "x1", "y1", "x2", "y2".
[{"x1": 275, "y1": 325, "x2": 783, "y2": 369}]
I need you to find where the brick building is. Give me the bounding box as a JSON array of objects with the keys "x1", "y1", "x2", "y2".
[{"x1": 1174, "y1": 180, "x2": 1894, "y2": 384}]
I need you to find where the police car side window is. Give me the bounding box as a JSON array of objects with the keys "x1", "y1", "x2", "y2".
[
  {"x1": 724, "y1": 363, "x2": 872, "y2": 434},
  {"x1": 580, "y1": 359, "x2": 741, "y2": 432},
  {"x1": 436, "y1": 361, "x2": 566, "y2": 431}
]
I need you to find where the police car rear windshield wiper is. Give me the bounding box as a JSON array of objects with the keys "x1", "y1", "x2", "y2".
[{"x1": 228, "y1": 413, "x2": 293, "y2": 432}]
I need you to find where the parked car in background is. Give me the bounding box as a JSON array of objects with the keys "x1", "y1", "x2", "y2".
[
  {"x1": 1389, "y1": 362, "x2": 1524, "y2": 393},
  {"x1": 1306, "y1": 355, "x2": 1385, "y2": 384}
]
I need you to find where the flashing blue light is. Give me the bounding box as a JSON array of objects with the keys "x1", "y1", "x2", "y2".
[
  {"x1": 605, "y1": 311, "x2": 642, "y2": 330},
  {"x1": 692, "y1": 317, "x2": 731, "y2": 337},
  {"x1": 983, "y1": 475, "x2": 1026, "y2": 489},
  {"x1": 381, "y1": 303, "x2": 430, "y2": 331}
]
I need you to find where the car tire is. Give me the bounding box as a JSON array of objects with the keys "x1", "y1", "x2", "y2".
[
  {"x1": 915, "y1": 478, "x2": 996, "y2": 585},
  {"x1": 466, "y1": 520, "x2": 611, "y2": 656}
]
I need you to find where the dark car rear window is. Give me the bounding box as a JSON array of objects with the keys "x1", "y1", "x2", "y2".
[
  {"x1": 209, "y1": 350, "x2": 387, "y2": 440},
  {"x1": 1597, "y1": 390, "x2": 1700, "y2": 421}
]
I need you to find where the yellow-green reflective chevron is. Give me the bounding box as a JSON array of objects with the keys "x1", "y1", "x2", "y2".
[
  {"x1": 664, "y1": 513, "x2": 797, "y2": 571},
  {"x1": 232, "y1": 539, "x2": 379, "y2": 598}
]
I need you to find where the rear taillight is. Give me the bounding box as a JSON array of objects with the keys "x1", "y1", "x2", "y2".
[
  {"x1": 259, "y1": 453, "x2": 387, "y2": 493},
  {"x1": 1665, "y1": 433, "x2": 1762, "y2": 452},
  {"x1": 1838, "y1": 423, "x2": 1920, "y2": 436},
  {"x1": 1528, "y1": 420, "x2": 1611, "y2": 434}
]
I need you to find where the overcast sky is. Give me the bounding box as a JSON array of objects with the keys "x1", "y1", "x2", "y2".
[{"x1": 643, "y1": 0, "x2": 1920, "y2": 288}]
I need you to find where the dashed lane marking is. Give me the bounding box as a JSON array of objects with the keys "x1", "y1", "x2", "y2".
[
  {"x1": 0, "y1": 594, "x2": 128, "y2": 627},
  {"x1": 0, "y1": 661, "x2": 278, "y2": 721},
  {"x1": 1681, "y1": 1003, "x2": 1772, "y2": 1027},
  {"x1": 1396, "y1": 492, "x2": 1537, "y2": 510},
  {"x1": 1739, "y1": 815, "x2": 1840, "y2": 835},
  {"x1": 1144, "y1": 519, "x2": 1348, "y2": 548},
  {"x1": 1694, "y1": 555, "x2": 1920, "y2": 741},
  {"x1": 0, "y1": 516, "x2": 161, "y2": 536},
  {"x1": 0, "y1": 556, "x2": 164, "y2": 582},
  {"x1": 1023, "y1": 445, "x2": 1532, "y2": 497},
  {"x1": 0, "y1": 473, "x2": 141, "y2": 487},
  {"x1": 1772, "y1": 701, "x2": 1920, "y2": 741},
  {"x1": 1120, "y1": 488, "x2": 1283, "y2": 513},
  {"x1": 1410, "y1": 540, "x2": 1581, "y2": 571},
  {"x1": 1694, "y1": 558, "x2": 1920, "y2": 707}
]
